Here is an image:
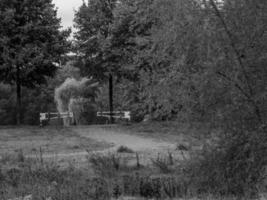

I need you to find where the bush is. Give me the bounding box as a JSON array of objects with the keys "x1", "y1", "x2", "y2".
[
  {"x1": 186, "y1": 126, "x2": 267, "y2": 197},
  {"x1": 88, "y1": 153, "x2": 122, "y2": 178},
  {"x1": 117, "y1": 146, "x2": 134, "y2": 153},
  {"x1": 151, "y1": 152, "x2": 174, "y2": 174}
]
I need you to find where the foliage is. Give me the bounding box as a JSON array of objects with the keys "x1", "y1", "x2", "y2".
[
  {"x1": 88, "y1": 153, "x2": 122, "y2": 178},
  {"x1": 117, "y1": 145, "x2": 134, "y2": 153},
  {"x1": 0, "y1": 0, "x2": 70, "y2": 86},
  {"x1": 0, "y1": 62, "x2": 81, "y2": 125},
  {"x1": 151, "y1": 153, "x2": 175, "y2": 174},
  {"x1": 0, "y1": 0, "x2": 70, "y2": 124},
  {"x1": 186, "y1": 126, "x2": 267, "y2": 197},
  {"x1": 76, "y1": 0, "x2": 267, "y2": 126},
  {"x1": 0, "y1": 83, "x2": 55, "y2": 125},
  {"x1": 0, "y1": 83, "x2": 16, "y2": 124},
  {"x1": 0, "y1": 141, "x2": 266, "y2": 199},
  {"x1": 54, "y1": 77, "x2": 99, "y2": 125},
  {"x1": 73, "y1": 0, "x2": 117, "y2": 81}
]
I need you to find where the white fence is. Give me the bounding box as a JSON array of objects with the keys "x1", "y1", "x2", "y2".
[
  {"x1": 40, "y1": 112, "x2": 74, "y2": 126},
  {"x1": 97, "y1": 111, "x2": 131, "y2": 121},
  {"x1": 40, "y1": 110, "x2": 131, "y2": 126}
]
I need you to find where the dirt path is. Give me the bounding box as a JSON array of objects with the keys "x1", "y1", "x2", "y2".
[
  {"x1": 73, "y1": 125, "x2": 176, "y2": 152},
  {"x1": 30, "y1": 125, "x2": 177, "y2": 162}
]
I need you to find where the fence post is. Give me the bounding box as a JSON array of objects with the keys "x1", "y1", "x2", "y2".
[{"x1": 58, "y1": 112, "x2": 61, "y2": 126}]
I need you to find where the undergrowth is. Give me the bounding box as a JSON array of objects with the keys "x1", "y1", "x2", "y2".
[{"x1": 0, "y1": 127, "x2": 266, "y2": 200}]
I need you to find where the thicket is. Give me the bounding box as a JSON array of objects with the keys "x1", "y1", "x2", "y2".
[
  {"x1": 0, "y1": 62, "x2": 80, "y2": 125},
  {"x1": 73, "y1": 0, "x2": 267, "y2": 197},
  {"x1": 0, "y1": 0, "x2": 70, "y2": 125},
  {"x1": 1, "y1": 145, "x2": 266, "y2": 200},
  {"x1": 0, "y1": 0, "x2": 266, "y2": 197},
  {"x1": 74, "y1": 0, "x2": 267, "y2": 125}
]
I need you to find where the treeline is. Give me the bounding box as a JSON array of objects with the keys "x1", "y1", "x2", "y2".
[
  {"x1": 0, "y1": 0, "x2": 70, "y2": 125},
  {"x1": 74, "y1": 0, "x2": 267, "y2": 128},
  {"x1": 0, "y1": 0, "x2": 266, "y2": 128},
  {"x1": 73, "y1": 1, "x2": 267, "y2": 195},
  {"x1": 0, "y1": 62, "x2": 79, "y2": 125}
]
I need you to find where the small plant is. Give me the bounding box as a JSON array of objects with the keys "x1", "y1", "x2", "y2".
[
  {"x1": 17, "y1": 149, "x2": 25, "y2": 163},
  {"x1": 151, "y1": 153, "x2": 174, "y2": 174},
  {"x1": 167, "y1": 150, "x2": 174, "y2": 165},
  {"x1": 176, "y1": 143, "x2": 189, "y2": 151},
  {"x1": 88, "y1": 153, "x2": 122, "y2": 178},
  {"x1": 136, "y1": 152, "x2": 141, "y2": 169},
  {"x1": 117, "y1": 145, "x2": 134, "y2": 153},
  {"x1": 0, "y1": 154, "x2": 13, "y2": 164},
  {"x1": 184, "y1": 128, "x2": 267, "y2": 198}
]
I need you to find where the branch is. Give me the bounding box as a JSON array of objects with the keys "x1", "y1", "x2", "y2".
[
  {"x1": 210, "y1": 0, "x2": 262, "y2": 123},
  {"x1": 216, "y1": 71, "x2": 250, "y2": 100},
  {"x1": 209, "y1": 0, "x2": 253, "y2": 97}
]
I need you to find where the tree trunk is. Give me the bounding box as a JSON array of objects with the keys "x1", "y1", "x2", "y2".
[
  {"x1": 16, "y1": 65, "x2": 21, "y2": 125},
  {"x1": 109, "y1": 73, "x2": 114, "y2": 124}
]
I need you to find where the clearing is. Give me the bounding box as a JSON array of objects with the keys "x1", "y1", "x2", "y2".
[{"x1": 0, "y1": 123, "x2": 207, "y2": 167}]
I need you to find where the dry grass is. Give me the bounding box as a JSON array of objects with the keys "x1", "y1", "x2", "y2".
[
  {"x1": 104, "y1": 121, "x2": 217, "y2": 153},
  {"x1": 0, "y1": 126, "x2": 112, "y2": 167},
  {"x1": 0, "y1": 125, "x2": 266, "y2": 199}
]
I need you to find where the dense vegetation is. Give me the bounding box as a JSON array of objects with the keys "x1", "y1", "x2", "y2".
[
  {"x1": 0, "y1": 0, "x2": 70, "y2": 124},
  {"x1": 0, "y1": 0, "x2": 266, "y2": 198},
  {"x1": 74, "y1": 0, "x2": 267, "y2": 127},
  {"x1": 1, "y1": 0, "x2": 266, "y2": 128}
]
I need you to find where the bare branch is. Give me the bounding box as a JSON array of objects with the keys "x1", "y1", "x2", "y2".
[
  {"x1": 209, "y1": 0, "x2": 253, "y2": 96},
  {"x1": 209, "y1": 0, "x2": 262, "y2": 123}
]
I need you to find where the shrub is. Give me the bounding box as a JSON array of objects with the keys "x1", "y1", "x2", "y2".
[
  {"x1": 117, "y1": 146, "x2": 135, "y2": 153},
  {"x1": 88, "y1": 153, "x2": 122, "y2": 178},
  {"x1": 186, "y1": 127, "x2": 267, "y2": 198},
  {"x1": 151, "y1": 153, "x2": 175, "y2": 174}
]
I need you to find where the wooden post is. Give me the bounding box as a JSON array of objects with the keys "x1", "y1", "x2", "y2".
[
  {"x1": 16, "y1": 65, "x2": 21, "y2": 125},
  {"x1": 58, "y1": 112, "x2": 61, "y2": 126},
  {"x1": 109, "y1": 74, "x2": 114, "y2": 124}
]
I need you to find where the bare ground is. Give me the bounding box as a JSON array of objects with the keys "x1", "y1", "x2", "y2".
[
  {"x1": 0, "y1": 123, "x2": 208, "y2": 168},
  {"x1": 73, "y1": 125, "x2": 177, "y2": 152},
  {"x1": 0, "y1": 125, "x2": 184, "y2": 167}
]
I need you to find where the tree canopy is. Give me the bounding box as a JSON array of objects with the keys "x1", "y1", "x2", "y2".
[
  {"x1": 74, "y1": 0, "x2": 117, "y2": 81},
  {"x1": 0, "y1": 0, "x2": 70, "y2": 123},
  {"x1": 74, "y1": 0, "x2": 267, "y2": 126}
]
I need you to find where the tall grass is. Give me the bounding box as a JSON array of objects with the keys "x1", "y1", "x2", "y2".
[{"x1": 0, "y1": 133, "x2": 266, "y2": 200}]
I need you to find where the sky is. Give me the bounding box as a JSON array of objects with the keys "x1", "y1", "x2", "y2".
[{"x1": 53, "y1": 0, "x2": 84, "y2": 29}]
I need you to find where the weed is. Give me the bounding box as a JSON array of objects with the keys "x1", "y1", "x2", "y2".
[
  {"x1": 88, "y1": 153, "x2": 122, "y2": 178},
  {"x1": 135, "y1": 152, "x2": 141, "y2": 169},
  {"x1": 17, "y1": 149, "x2": 25, "y2": 163},
  {"x1": 151, "y1": 153, "x2": 174, "y2": 174},
  {"x1": 184, "y1": 128, "x2": 267, "y2": 198}
]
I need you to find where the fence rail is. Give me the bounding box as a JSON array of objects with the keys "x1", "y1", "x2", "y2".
[
  {"x1": 97, "y1": 111, "x2": 131, "y2": 121},
  {"x1": 40, "y1": 112, "x2": 74, "y2": 126},
  {"x1": 40, "y1": 110, "x2": 131, "y2": 126}
]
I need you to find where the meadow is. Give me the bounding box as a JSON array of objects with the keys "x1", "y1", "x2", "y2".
[{"x1": 0, "y1": 123, "x2": 266, "y2": 200}]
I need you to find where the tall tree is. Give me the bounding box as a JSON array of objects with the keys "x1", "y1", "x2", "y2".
[
  {"x1": 207, "y1": 0, "x2": 267, "y2": 126},
  {"x1": 0, "y1": 0, "x2": 70, "y2": 124},
  {"x1": 74, "y1": 0, "x2": 117, "y2": 122}
]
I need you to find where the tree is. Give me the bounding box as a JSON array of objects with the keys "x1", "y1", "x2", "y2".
[
  {"x1": 74, "y1": 0, "x2": 117, "y2": 123},
  {"x1": 204, "y1": 0, "x2": 267, "y2": 127},
  {"x1": 104, "y1": 0, "x2": 267, "y2": 126},
  {"x1": 0, "y1": 0, "x2": 70, "y2": 124},
  {"x1": 107, "y1": 0, "x2": 206, "y2": 120}
]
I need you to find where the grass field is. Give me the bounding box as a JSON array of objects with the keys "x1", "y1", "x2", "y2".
[
  {"x1": 0, "y1": 122, "x2": 213, "y2": 156},
  {"x1": 106, "y1": 122, "x2": 219, "y2": 151},
  {"x1": 0, "y1": 126, "x2": 111, "y2": 154},
  {"x1": 0, "y1": 126, "x2": 112, "y2": 169},
  {"x1": 0, "y1": 124, "x2": 266, "y2": 200}
]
